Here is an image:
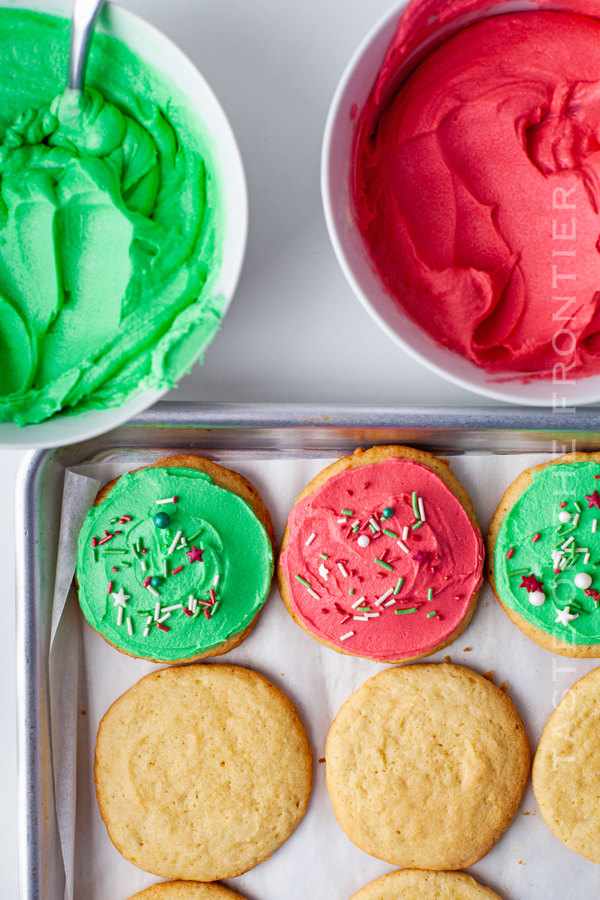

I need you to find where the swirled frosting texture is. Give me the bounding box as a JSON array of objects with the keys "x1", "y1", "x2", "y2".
[
  {"x1": 354, "y1": 11, "x2": 600, "y2": 379},
  {"x1": 495, "y1": 462, "x2": 600, "y2": 644},
  {"x1": 0, "y1": 10, "x2": 223, "y2": 425},
  {"x1": 279, "y1": 458, "x2": 484, "y2": 660},
  {"x1": 77, "y1": 467, "x2": 273, "y2": 661}
]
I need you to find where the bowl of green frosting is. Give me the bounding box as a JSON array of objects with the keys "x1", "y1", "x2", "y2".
[{"x1": 0, "y1": 1, "x2": 247, "y2": 446}]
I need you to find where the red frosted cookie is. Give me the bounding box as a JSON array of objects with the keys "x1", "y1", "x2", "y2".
[{"x1": 277, "y1": 446, "x2": 484, "y2": 662}]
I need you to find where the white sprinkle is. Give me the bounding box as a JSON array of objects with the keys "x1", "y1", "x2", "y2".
[
  {"x1": 188, "y1": 595, "x2": 195, "y2": 611},
  {"x1": 319, "y1": 563, "x2": 329, "y2": 581},
  {"x1": 418, "y1": 497, "x2": 426, "y2": 522},
  {"x1": 168, "y1": 530, "x2": 183, "y2": 555},
  {"x1": 154, "y1": 602, "x2": 161, "y2": 621},
  {"x1": 307, "y1": 587, "x2": 320, "y2": 600},
  {"x1": 351, "y1": 596, "x2": 366, "y2": 608},
  {"x1": 369, "y1": 517, "x2": 381, "y2": 532},
  {"x1": 143, "y1": 615, "x2": 153, "y2": 637},
  {"x1": 365, "y1": 612, "x2": 380, "y2": 618},
  {"x1": 305, "y1": 533, "x2": 316, "y2": 547},
  {"x1": 147, "y1": 585, "x2": 160, "y2": 597},
  {"x1": 340, "y1": 631, "x2": 354, "y2": 641},
  {"x1": 179, "y1": 537, "x2": 187, "y2": 547},
  {"x1": 162, "y1": 604, "x2": 183, "y2": 612},
  {"x1": 573, "y1": 513, "x2": 581, "y2": 527},
  {"x1": 213, "y1": 573, "x2": 220, "y2": 586},
  {"x1": 594, "y1": 519, "x2": 598, "y2": 534},
  {"x1": 157, "y1": 612, "x2": 171, "y2": 624},
  {"x1": 353, "y1": 615, "x2": 368, "y2": 621},
  {"x1": 562, "y1": 536, "x2": 575, "y2": 550},
  {"x1": 576, "y1": 548, "x2": 589, "y2": 553},
  {"x1": 117, "y1": 606, "x2": 123, "y2": 626},
  {"x1": 551, "y1": 549, "x2": 564, "y2": 567},
  {"x1": 337, "y1": 517, "x2": 347, "y2": 524},
  {"x1": 397, "y1": 540, "x2": 409, "y2": 554},
  {"x1": 338, "y1": 562, "x2": 349, "y2": 578},
  {"x1": 140, "y1": 560, "x2": 147, "y2": 572},
  {"x1": 559, "y1": 557, "x2": 567, "y2": 569},
  {"x1": 126, "y1": 617, "x2": 133, "y2": 636},
  {"x1": 585, "y1": 553, "x2": 591, "y2": 565},
  {"x1": 351, "y1": 519, "x2": 360, "y2": 528},
  {"x1": 384, "y1": 598, "x2": 397, "y2": 607},
  {"x1": 402, "y1": 526, "x2": 409, "y2": 541},
  {"x1": 156, "y1": 495, "x2": 177, "y2": 505},
  {"x1": 375, "y1": 587, "x2": 394, "y2": 606}
]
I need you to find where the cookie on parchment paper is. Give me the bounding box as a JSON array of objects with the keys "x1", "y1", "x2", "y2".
[
  {"x1": 95, "y1": 664, "x2": 312, "y2": 881},
  {"x1": 325, "y1": 663, "x2": 530, "y2": 870},
  {"x1": 533, "y1": 665, "x2": 600, "y2": 863},
  {"x1": 129, "y1": 883, "x2": 248, "y2": 900},
  {"x1": 347, "y1": 869, "x2": 502, "y2": 900},
  {"x1": 488, "y1": 451, "x2": 600, "y2": 657},
  {"x1": 278, "y1": 445, "x2": 484, "y2": 663}
]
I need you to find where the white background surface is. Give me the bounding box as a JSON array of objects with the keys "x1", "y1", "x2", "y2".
[{"x1": 1, "y1": 0, "x2": 591, "y2": 897}]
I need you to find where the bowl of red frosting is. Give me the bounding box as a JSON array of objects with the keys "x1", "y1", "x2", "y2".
[{"x1": 322, "y1": 0, "x2": 600, "y2": 406}]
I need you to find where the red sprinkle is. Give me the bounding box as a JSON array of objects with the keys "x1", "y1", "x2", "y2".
[
  {"x1": 156, "y1": 623, "x2": 169, "y2": 632},
  {"x1": 141, "y1": 548, "x2": 148, "y2": 554},
  {"x1": 120, "y1": 515, "x2": 133, "y2": 522},
  {"x1": 107, "y1": 581, "x2": 114, "y2": 594},
  {"x1": 340, "y1": 615, "x2": 351, "y2": 624},
  {"x1": 506, "y1": 548, "x2": 515, "y2": 559},
  {"x1": 115, "y1": 531, "x2": 123, "y2": 536},
  {"x1": 533, "y1": 533, "x2": 541, "y2": 543},
  {"x1": 321, "y1": 607, "x2": 330, "y2": 614},
  {"x1": 111, "y1": 567, "x2": 118, "y2": 572},
  {"x1": 198, "y1": 601, "x2": 211, "y2": 607},
  {"x1": 183, "y1": 608, "x2": 193, "y2": 617},
  {"x1": 98, "y1": 534, "x2": 114, "y2": 545},
  {"x1": 172, "y1": 566, "x2": 184, "y2": 574},
  {"x1": 595, "y1": 476, "x2": 600, "y2": 480},
  {"x1": 143, "y1": 576, "x2": 152, "y2": 588},
  {"x1": 91, "y1": 537, "x2": 98, "y2": 548},
  {"x1": 560, "y1": 501, "x2": 568, "y2": 507},
  {"x1": 204, "y1": 609, "x2": 211, "y2": 620},
  {"x1": 173, "y1": 496, "x2": 179, "y2": 502},
  {"x1": 210, "y1": 589, "x2": 217, "y2": 605}
]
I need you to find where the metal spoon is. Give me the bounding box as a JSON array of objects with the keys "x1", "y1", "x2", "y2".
[{"x1": 66, "y1": 0, "x2": 106, "y2": 92}]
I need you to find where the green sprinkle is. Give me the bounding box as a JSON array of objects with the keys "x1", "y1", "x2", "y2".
[
  {"x1": 427, "y1": 611, "x2": 437, "y2": 618},
  {"x1": 93, "y1": 548, "x2": 98, "y2": 563},
  {"x1": 412, "y1": 491, "x2": 419, "y2": 519},
  {"x1": 131, "y1": 544, "x2": 140, "y2": 559},
  {"x1": 349, "y1": 588, "x2": 355, "y2": 595},
  {"x1": 383, "y1": 529, "x2": 398, "y2": 539},
  {"x1": 352, "y1": 525, "x2": 359, "y2": 533},
  {"x1": 508, "y1": 568, "x2": 529, "y2": 576},
  {"x1": 103, "y1": 549, "x2": 128, "y2": 555},
  {"x1": 595, "y1": 600, "x2": 600, "y2": 609},
  {"x1": 188, "y1": 527, "x2": 203, "y2": 542},
  {"x1": 319, "y1": 553, "x2": 329, "y2": 560},
  {"x1": 109, "y1": 517, "x2": 119, "y2": 524},
  {"x1": 369, "y1": 523, "x2": 377, "y2": 533},
  {"x1": 357, "y1": 606, "x2": 371, "y2": 612},
  {"x1": 396, "y1": 607, "x2": 417, "y2": 615},
  {"x1": 375, "y1": 558, "x2": 393, "y2": 571},
  {"x1": 211, "y1": 601, "x2": 220, "y2": 616},
  {"x1": 427, "y1": 588, "x2": 433, "y2": 602},
  {"x1": 394, "y1": 577, "x2": 404, "y2": 594},
  {"x1": 341, "y1": 509, "x2": 354, "y2": 516},
  {"x1": 295, "y1": 574, "x2": 311, "y2": 588},
  {"x1": 121, "y1": 562, "x2": 132, "y2": 568},
  {"x1": 575, "y1": 502, "x2": 582, "y2": 512},
  {"x1": 412, "y1": 520, "x2": 424, "y2": 530}
]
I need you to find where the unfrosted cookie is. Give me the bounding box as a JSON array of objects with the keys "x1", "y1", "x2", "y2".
[
  {"x1": 533, "y1": 665, "x2": 600, "y2": 862},
  {"x1": 488, "y1": 451, "x2": 600, "y2": 657},
  {"x1": 278, "y1": 445, "x2": 484, "y2": 662},
  {"x1": 325, "y1": 663, "x2": 530, "y2": 869},
  {"x1": 77, "y1": 454, "x2": 275, "y2": 663},
  {"x1": 129, "y1": 884, "x2": 247, "y2": 900},
  {"x1": 348, "y1": 869, "x2": 502, "y2": 900},
  {"x1": 95, "y1": 664, "x2": 312, "y2": 881}
]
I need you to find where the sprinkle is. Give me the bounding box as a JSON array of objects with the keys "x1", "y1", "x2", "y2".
[
  {"x1": 509, "y1": 568, "x2": 529, "y2": 576},
  {"x1": 157, "y1": 612, "x2": 171, "y2": 624},
  {"x1": 507, "y1": 548, "x2": 515, "y2": 559},
  {"x1": 337, "y1": 517, "x2": 347, "y2": 524},
  {"x1": 102, "y1": 549, "x2": 128, "y2": 555},
  {"x1": 427, "y1": 611, "x2": 437, "y2": 618},
  {"x1": 107, "y1": 581, "x2": 114, "y2": 595},
  {"x1": 305, "y1": 533, "x2": 316, "y2": 547},
  {"x1": 156, "y1": 496, "x2": 178, "y2": 505},
  {"x1": 340, "y1": 615, "x2": 351, "y2": 624},
  {"x1": 340, "y1": 631, "x2": 354, "y2": 641},
  {"x1": 351, "y1": 596, "x2": 366, "y2": 608},
  {"x1": 204, "y1": 609, "x2": 211, "y2": 621},
  {"x1": 319, "y1": 553, "x2": 329, "y2": 560},
  {"x1": 573, "y1": 513, "x2": 581, "y2": 527},
  {"x1": 402, "y1": 526, "x2": 409, "y2": 541},
  {"x1": 533, "y1": 533, "x2": 541, "y2": 543},
  {"x1": 427, "y1": 588, "x2": 433, "y2": 601},
  {"x1": 384, "y1": 598, "x2": 397, "y2": 607},
  {"x1": 576, "y1": 548, "x2": 589, "y2": 553},
  {"x1": 383, "y1": 528, "x2": 398, "y2": 539},
  {"x1": 354, "y1": 615, "x2": 368, "y2": 621},
  {"x1": 167, "y1": 530, "x2": 183, "y2": 555},
  {"x1": 162, "y1": 604, "x2": 183, "y2": 613},
  {"x1": 341, "y1": 509, "x2": 354, "y2": 516},
  {"x1": 595, "y1": 520, "x2": 599, "y2": 533},
  {"x1": 126, "y1": 617, "x2": 133, "y2": 636},
  {"x1": 397, "y1": 540, "x2": 409, "y2": 554},
  {"x1": 351, "y1": 519, "x2": 360, "y2": 528},
  {"x1": 560, "y1": 501, "x2": 568, "y2": 507},
  {"x1": 366, "y1": 517, "x2": 380, "y2": 533},
  {"x1": 210, "y1": 589, "x2": 217, "y2": 605},
  {"x1": 412, "y1": 520, "x2": 424, "y2": 530},
  {"x1": 349, "y1": 588, "x2": 355, "y2": 595},
  {"x1": 120, "y1": 515, "x2": 133, "y2": 522},
  {"x1": 412, "y1": 492, "x2": 419, "y2": 519},
  {"x1": 117, "y1": 607, "x2": 123, "y2": 626},
  {"x1": 369, "y1": 522, "x2": 377, "y2": 533},
  {"x1": 115, "y1": 531, "x2": 123, "y2": 536},
  {"x1": 143, "y1": 576, "x2": 152, "y2": 588},
  {"x1": 585, "y1": 553, "x2": 591, "y2": 565},
  {"x1": 141, "y1": 560, "x2": 147, "y2": 572},
  {"x1": 575, "y1": 501, "x2": 582, "y2": 512},
  {"x1": 213, "y1": 573, "x2": 220, "y2": 587},
  {"x1": 375, "y1": 558, "x2": 393, "y2": 571},
  {"x1": 396, "y1": 607, "x2": 417, "y2": 614},
  {"x1": 184, "y1": 608, "x2": 193, "y2": 617},
  {"x1": 337, "y1": 562, "x2": 349, "y2": 578},
  {"x1": 141, "y1": 549, "x2": 148, "y2": 554},
  {"x1": 295, "y1": 574, "x2": 320, "y2": 599},
  {"x1": 365, "y1": 612, "x2": 380, "y2": 618},
  {"x1": 111, "y1": 566, "x2": 118, "y2": 572},
  {"x1": 143, "y1": 615, "x2": 153, "y2": 637},
  {"x1": 188, "y1": 595, "x2": 197, "y2": 612},
  {"x1": 394, "y1": 576, "x2": 404, "y2": 594},
  {"x1": 172, "y1": 566, "x2": 184, "y2": 574},
  {"x1": 93, "y1": 549, "x2": 99, "y2": 562},
  {"x1": 91, "y1": 538, "x2": 98, "y2": 548},
  {"x1": 211, "y1": 601, "x2": 220, "y2": 615},
  {"x1": 418, "y1": 497, "x2": 426, "y2": 522},
  {"x1": 98, "y1": 534, "x2": 114, "y2": 545},
  {"x1": 147, "y1": 586, "x2": 160, "y2": 598},
  {"x1": 154, "y1": 603, "x2": 161, "y2": 621},
  {"x1": 157, "y1": 623, "x2": 169, "y2": 632},
  {"x1": 375, "y1": 587, "x2": 394, "y2": 606},
  {"x1": 562, "y1": 537, "x2": 575, "y2": 549}
]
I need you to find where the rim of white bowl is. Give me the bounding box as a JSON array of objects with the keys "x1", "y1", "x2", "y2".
[
  {"x1": 321, "y1": 0, "x2": 600, "y2": 408},
  {"x1": 0, "y1": 0, "x2": 248, "y2": 449}
]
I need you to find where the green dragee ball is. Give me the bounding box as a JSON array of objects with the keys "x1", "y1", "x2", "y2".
[{"x1": 153, "y1": 512, "x2": 171, "y2": 529}]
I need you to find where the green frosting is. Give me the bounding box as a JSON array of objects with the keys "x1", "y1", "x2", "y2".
[
  {"x1": 77, "y1": 467, "x2": 273, "y2": 661},
  {"x1": 495, "y1": 462, "x2": 600, "y2": 644},
  {"x1": 0, "y1": 10, "x2": 224, "y2": 425}
]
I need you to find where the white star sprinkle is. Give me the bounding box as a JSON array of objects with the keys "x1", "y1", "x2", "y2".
[
  {"x1": 112, "y1": 587, "x2": 131, "y2": 608},
  {"x1": 319, "y1": 563, "x2": 329, "y2": 581},
  {"x1": 554, "y1": 605, "x2": 579, "y2": 627}
]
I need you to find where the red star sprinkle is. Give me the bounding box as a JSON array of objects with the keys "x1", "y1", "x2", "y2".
[
  {"x1": 520, "y1": 573, "x2": 544, "y2": 593},
  {"x1": 185, "y1": 545, "x2": 204, "y2": 563},
  {"x1": 586, "y1": 490, "x2": 600, "y2": 508}
]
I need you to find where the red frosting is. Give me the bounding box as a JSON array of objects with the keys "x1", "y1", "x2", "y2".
[
  {"x1": 353, "y1": 7, "x2": 600, "y2": 379},
  {"x1": 279, "y1": 458, "x2": 484, "y2": 660}
]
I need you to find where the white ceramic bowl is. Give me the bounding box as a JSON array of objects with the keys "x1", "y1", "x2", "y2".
[
  {"x1": 0, "y1": 0, "x2": 247, "y2": 448},
  {"x1": 322, "y1": 0, "x2": 600, "y2": 407}
]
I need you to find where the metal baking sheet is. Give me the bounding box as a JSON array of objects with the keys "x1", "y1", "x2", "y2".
[{"x1": 15, "y1": 401, "x2": 600, "y2": 900}]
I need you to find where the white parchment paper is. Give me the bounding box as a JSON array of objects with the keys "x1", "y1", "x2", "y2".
[{"x1": 48, "y1": 454, "x2": 600, "y2": 900}]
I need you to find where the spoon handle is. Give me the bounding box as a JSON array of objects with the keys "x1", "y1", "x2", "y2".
[{"x1": 67, "y1": 0, "x2": 106, "y2": 92}]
